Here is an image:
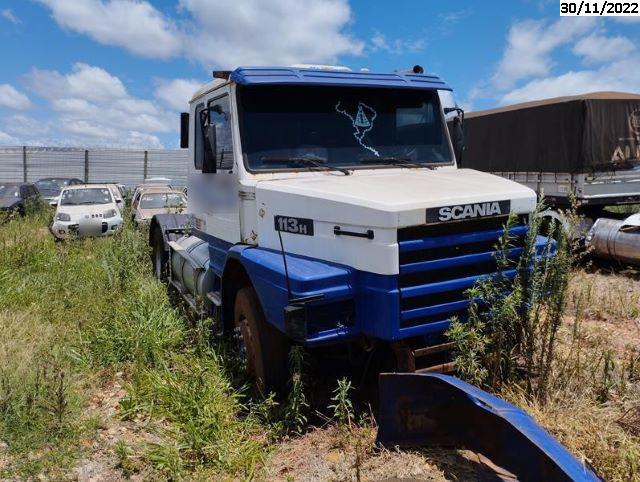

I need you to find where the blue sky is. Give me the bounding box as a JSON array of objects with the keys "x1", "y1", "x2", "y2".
[{"x1": 0, "y1": 0, "x2": 638, "y2": 148}]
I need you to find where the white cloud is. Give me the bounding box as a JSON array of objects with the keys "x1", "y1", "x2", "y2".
[
  {"x1": 37, "y1": 0, "x2": 181, "y2": 59},
  {"x1": 23, "y1": 63, "x2": 174, "y2": 148},
  {"x1": 370, "y1": 32, "x2": 425, "y2": 55},
  {"x1": 438, "y1": 8, "x2": 472, "y2": 35},
  {"x1": 492, "y1": 17, "x2": 596, "y2": 90},
  {"x1": 2, "y1": 114, "x2": 50, "y2": 137},
  {"x1": 572, "y1": 33, "x2": 635, "y2": 63},
  {"x1": 1, "y1": 9, "x2": 21, "y2": 24},
  {"x1": 181, "y1": 0, "x2": 363, "y2": 67},
  {"x1": 499, "y1": 56, "x2": 640, "y2": 105},
  {"x1": 154, "y1": 78, "x2": 202, "y2": 111},
  {"x1": 126, "y1": 131, "x2": 163, "y2": 149},
  {"x1": 611, "y1": 16, "x2": 640, "y2": 23},
  {"x1": 0, "y1": 130, "x2": 19, "y2": 145},
  {"x1": 474, "y1": 15, "x2": 640, "y2": 108},
  {"x1": 0, "y1": 84, "x2": 31, "y2": 110},
  {"x1": 27, "y1": 63, "x2": 127, "y2": 104},
  {"x1": 38, "y1": 0, "x2": 363, "y2": 68}
]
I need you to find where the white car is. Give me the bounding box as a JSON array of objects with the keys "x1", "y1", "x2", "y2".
[
  {"x1": 51, "y1": 184, "x2": 123, "y2": 240},
  {"x1": 106, "y1": 183, "x2": 125, "y2": 214}
]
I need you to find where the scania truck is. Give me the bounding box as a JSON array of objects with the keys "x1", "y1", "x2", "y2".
[{"x1": 150, "y1": 66, "x2": 541, "y2": 391}]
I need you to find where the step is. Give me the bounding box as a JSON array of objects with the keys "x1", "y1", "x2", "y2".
[
  {"x1": 416, "y1": 361, "x2": 457, "y2": 374},
  {"x1": 413, "y1": 342, "x2": 456, "y2": 358}
]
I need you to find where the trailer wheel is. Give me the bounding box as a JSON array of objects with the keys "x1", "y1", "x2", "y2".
[
  {"x1": 234, "y1": 287, "x2": 289, "y2": 394},
  {"x1": 151, "y1": 227, "x2": 168, "y2": 281}
]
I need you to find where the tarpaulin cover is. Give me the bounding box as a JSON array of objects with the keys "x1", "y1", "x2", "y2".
[{"x1": 463, "y1": 92, "x2": 640, "y2": 173}]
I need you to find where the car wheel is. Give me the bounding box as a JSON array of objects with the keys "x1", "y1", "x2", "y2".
[{"x1": 233, "y1": 287, "x2": 289, "y2": 394}]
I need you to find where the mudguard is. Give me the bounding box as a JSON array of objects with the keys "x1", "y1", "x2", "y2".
[
  {"x1": 149, "y1": 213, "x2": 194, "y2": 248},
  {"x1": 376, "y1": 373, "x2": 601, "y2": 482}
]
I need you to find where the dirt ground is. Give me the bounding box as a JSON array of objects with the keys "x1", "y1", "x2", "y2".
[
  {"x1": 569, "y1": 265, "x2": 640, "y2": 354},
  {"x1": 69, "y1": 373, "x2": 156, "y2": 482},
  {"x1": 73, "y1": 389, "x2": 514, "y2": 482},
  {"x1": 263, "y1": 426, "x2": 522, "y2": 482}
]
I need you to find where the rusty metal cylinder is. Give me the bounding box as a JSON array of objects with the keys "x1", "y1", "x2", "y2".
[{"x1": 586, "y1": 218, "x2": 640, "y2": 265}]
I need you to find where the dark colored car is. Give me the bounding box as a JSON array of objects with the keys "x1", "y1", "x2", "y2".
[
  {"x1": 0, "y1": 182, "x2": 40, "y2": 216},
  {"x1": 35, "y1": 177, "x2": 84, "y2": 206}
]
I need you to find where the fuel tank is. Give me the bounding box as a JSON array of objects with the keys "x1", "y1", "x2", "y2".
[{"x1": 169, "y1": 235, "x2": 215, "y2": 300}]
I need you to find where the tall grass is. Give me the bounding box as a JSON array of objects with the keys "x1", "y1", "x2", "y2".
[{"x1": 0, "y1": 207, "x2": 269, "y2": 479}]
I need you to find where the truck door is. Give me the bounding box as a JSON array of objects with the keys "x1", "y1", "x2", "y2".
[{"x1": 190, "y1": 93, "x2": 241, "y2": 243}]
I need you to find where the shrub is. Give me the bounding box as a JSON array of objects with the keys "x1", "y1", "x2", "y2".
[{"x1": 446, "y1": 200, "x2": 572, "y2": 400}]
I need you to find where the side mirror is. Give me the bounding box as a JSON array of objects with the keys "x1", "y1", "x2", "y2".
[
  {"x1": 444, "y1": 107, "x2": 465, "y2": 166},
  {"x1": 203, "y1": 123, "x2": 217, "y2": 173},
  {"x1": 180, "y1": 112, "x2": 189, "y2": 148}
]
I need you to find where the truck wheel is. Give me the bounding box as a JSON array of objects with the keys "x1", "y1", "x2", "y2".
[
  {"x1": 233, "y1": 287, "x2": 289, "y2": 394},
  {"x1": 151, "y1": 227, "x2": 168, "y2": 281}
]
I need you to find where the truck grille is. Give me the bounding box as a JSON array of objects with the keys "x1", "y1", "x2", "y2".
[{"x1": 397, "y1": 216, "x2": 529, "y2": 330}]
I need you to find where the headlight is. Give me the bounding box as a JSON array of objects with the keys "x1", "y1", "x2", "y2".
[
  {"x1": 103, "y1": 209, "x2": 117, "y2": 219},
  {"x1": 55, "y1": 212, "x2": 71, "y2": 221}
]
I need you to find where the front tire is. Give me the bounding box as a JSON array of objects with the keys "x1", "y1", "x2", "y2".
[{"x1": 233, "y1": 287, "x2": 289, "y2": 394}]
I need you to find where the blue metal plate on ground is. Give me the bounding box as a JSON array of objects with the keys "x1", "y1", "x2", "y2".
[{"x1": 376, "y1": 373, "x2": 601, "y2": 482}]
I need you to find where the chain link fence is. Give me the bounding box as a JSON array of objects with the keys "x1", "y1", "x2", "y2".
[{"x1": 0, "y1": 146, "x2": 189, "y2": 187}]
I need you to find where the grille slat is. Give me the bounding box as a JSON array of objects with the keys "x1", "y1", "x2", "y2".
[
  {"x1": 399, "y1": 248, "x2": 518, "y2": 274},
  {"x1": 397, "y1": 215, "x2": 529, "y2": 330},
  {"x1": 401, "y1": 299, "x2": 470, "y2": 321},
  {"x1": 400, "y1": 268, "x2": 518, "y2": 299},
  {"x1": 398, "y1": 226, "x2": 528, "y2": 253}
]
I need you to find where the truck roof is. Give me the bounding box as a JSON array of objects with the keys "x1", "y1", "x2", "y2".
[
  {"x1": 191, "y1": 66, "x2": 451, "y2": 101},
  {"x1": 467, "y1": 91, "x2": 640, "y2": 118}
]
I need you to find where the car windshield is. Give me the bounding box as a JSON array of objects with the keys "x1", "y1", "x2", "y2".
[
  {"x1": 0, "y1": 185, "x2": 20, "y2": 198},
  {"x1": 36, "y1": 178, "x2": 71, "y2": 192},
  {"x1": 238, "y1": 84, "x2": 453, "y2": 172},
  {"x1": 60, "y1": 188, "x2": 112, "y2": 205},
  {"x1": 140, "y1": 193, "x2": 186, "y2": 209}
]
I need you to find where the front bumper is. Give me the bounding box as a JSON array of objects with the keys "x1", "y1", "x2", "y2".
[{"x1": 52, "y1": 216, "x2": 123, "y2": 239}]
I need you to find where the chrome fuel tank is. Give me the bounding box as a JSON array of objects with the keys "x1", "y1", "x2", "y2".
[
  {"x1": 586, "y1": 217, "x2": 640, "y2": 265},
  {"x1": 169, "y1": 235, "x2": 215, "y2": 300}
]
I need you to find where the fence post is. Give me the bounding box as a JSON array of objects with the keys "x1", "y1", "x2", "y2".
[
  {"x1": 143, "y1": 150, "x2": 148, "y2": 181},
  {"x1": 84, "y1": 150, "x2": 89, "y2": 183},
  {"x1": 22, "y1": 145, "x2": 27, "y2": 182}
]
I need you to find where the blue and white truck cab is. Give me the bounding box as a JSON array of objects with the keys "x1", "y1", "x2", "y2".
[{"x1": 150, "y1": 65, "x2": 538, "y2": 391}]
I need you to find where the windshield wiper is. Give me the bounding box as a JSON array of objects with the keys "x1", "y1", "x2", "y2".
[
  {"x1": 360, "y1": 156, "x2": 435, "y2": 170},
  {"x1": 261, "y1": 156, "x2": 350, "y2": 176}
]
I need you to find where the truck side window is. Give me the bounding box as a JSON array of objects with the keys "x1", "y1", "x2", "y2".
[
  {"x1": 194, "y1": 103, "x2": 205, "y2": 170},
  {"x1": 208, "y1": 96, "x2": 234, "y2": 172}
]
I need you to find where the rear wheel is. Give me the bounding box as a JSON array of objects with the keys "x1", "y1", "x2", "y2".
[
  {"x1": 151, "y1": 227, "x2": 168, "y2": 281},
  {"x1": 233, "y1": 287, "x2": 289, "y2": 394}
]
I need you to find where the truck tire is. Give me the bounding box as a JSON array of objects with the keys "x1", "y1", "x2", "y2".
[
  {"x1": 151, "y1": 226, "x2": 168, "y2": 281},
  {"x1": 233, "y1": 287, "x2": 289, "y2": 393}
]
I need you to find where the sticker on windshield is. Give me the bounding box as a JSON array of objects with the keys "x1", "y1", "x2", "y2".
[{"x1": 335, "y1": 101, "x2": 379, "y2": 156}]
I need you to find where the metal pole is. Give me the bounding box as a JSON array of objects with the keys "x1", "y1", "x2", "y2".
[
  {"x1": 84, "y1": 150, "x2": 89, "y2": 183},
  {"x1": 143, "y1": 150, "x2": 148, "y2": 180},
  {"x1": 22, "y1": 146, "x2": 27, "y2": 182}
]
